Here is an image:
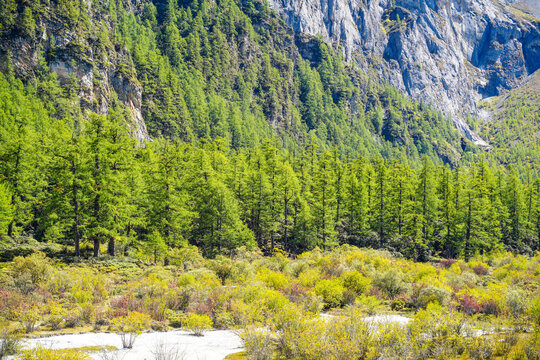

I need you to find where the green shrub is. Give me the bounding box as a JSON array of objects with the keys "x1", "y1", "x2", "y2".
[
  {"x1": 210, "y1": 256, "x2": 235, "y2": 285},
  {"x1": 165, "y1": 309, "x2": 184, "y2": 328},
  {"x1": 340, "y1": 271, "x2": 371, "y2": 295},
  {"x1": 468, "y1": 337, "x2": 495, "y2": 360},
  {"x1": 530, "y1": 297, "x2": 540, "y2": 327},
  {"x1": 7, "y1": 252, "x2": 51, "y2": 294},
  {"x1": 242, "y1": 327, "x2": 275, "y2": 360},
  {"x1": 355, "y1": 295, "x2": 383, "y2": 316},
  {"x1": 183, "y1": 313, "x2": 213, "y2": 336},
  {"x1": 505, "y1": 290, "x2": 527, "y2": 319},
  {"x1": 214, "y1": 309, "x2": 235, "y2": 329},
  {"x1": 314, "y1": 279, "x2": 344, "y2": 309},
  {"x1": 374, "y1": 269, "x2": 408, "y2": 299},
  {"x1": 0, "y1": 325, "x2": 20, "y2": 359},
  {"x1": 410, "y1": 285, "x2": 450, "y2": 309}
]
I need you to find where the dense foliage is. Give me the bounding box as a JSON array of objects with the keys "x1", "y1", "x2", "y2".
[
  {"x1": 478, "y1": 70, "x2": 540, "y2": 169},
  {"x1": 0, "y1": 0, "x2": 473, "y2": 165},
  {"x1": 0, "y1": 71, "x2": 539, "y2": 259},
  {"x1": 0, "y1": 248, "x2": 538, "y2": 359}
]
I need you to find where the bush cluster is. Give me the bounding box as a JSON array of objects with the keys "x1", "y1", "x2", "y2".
[{"x1": 0, "y1": 247, "x2": 537, "y2": 359}]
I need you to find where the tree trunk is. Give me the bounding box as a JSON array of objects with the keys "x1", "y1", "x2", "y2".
[
  {"x1": 108, "y1": 237, "x2": 116, "y2": 256},
  {"x1": 93, "y1": 237, "x2": 100, "y2": 257}
]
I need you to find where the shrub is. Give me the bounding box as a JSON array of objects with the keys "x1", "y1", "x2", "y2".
[
  {"x1": 530, "y1": 297, "x2": 540, "y2": 327},
  {"x1": 209, "y1": 256, "x2": 234, "y2": 285},
  {"x1": 297, "y1": 268, "x2": 320, "y2": 288},
  {"x1": 355, "y1": 295, "x2": 383, "y2": 316},
  {"x1": 110, "y1": 311, "x2": 152, "y2": 349},
  {"x1": 457, "y1": 295, "x2": 482, "y2": 315},
  {"x1": 165, "y1": 309, "x2": 184, "y2": 328},
  {"x1": 7, "y1": 252, "x2": 51, "y2": 294},
  {"x1": 506, "y1": 290, "x2": 528, "y2": 319},
  {"x1": 15, "y1": 347, "x2": 92, "y2": 360},
  {"x1": 168, "y1": 245, "x2": 205, "y2": 270},
  {"x1": 470, "y1": 261, "x2": 489, "y2": 276},
  {"x1": 340, "y1": 271, "x2": 371, "y2": 295},
  {"x1": 150, "y1": 340, "x2": 186, "y2": 360},
  {"x1": 47, "y1": 303, "x2": 67, "y2": 330},
  {"x1": 0, "y1": 325, "x2": 20, "y2": 359},
  {"x1": 242, "y1": 327, "x2": 275, "y2": 360},
  {"x1": 481, "y1": 300, "x2": 500, "y2": 316},
  {"x1": 213, "y1": 309, "x2": 234, "y2": 329},
  {"x1": 468, "y1": 337, "x2": 495, "y2": 360},
  {"x1": 410, "y1": 284, "x2": 450, "y2": 309},
  {"x1": 374, "y1": 269, "x2": 408, "y2": 299},
  {"x1": 440, "y1": 258, "x2": 457, "y2": 269},
  {"x1": 183, "y1": 313, "x2": 212, "y2": 336},
  {"x1": 314, "y1": 279, "x2": 344, "y2": 309},
  {"x1": 17, "y1": 306, "x2": 40, "y2": 333},
  {"x1": 256, "y1": 269, "x2": 289, "y2": 290}
]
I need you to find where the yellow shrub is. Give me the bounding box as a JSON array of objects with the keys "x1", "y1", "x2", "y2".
[
  {"x1": 256, "y1": 268, "x2": 289, "y2": 290},
  {"x1": 16, "y1": 347, "x2": 92, "y2": 360},
  {"x1": 110, "y1": 311, "x2": 152, "y2": 348},
  {"x1": 314, "y1": 279, "x2": 344, "y2": 309},
  {"x1": 176, "y1": 273, "x2": 196, "y2": 287},
  {"x1": 7, "y1": 252, "x2": 51, "y2": 294},
  {"x1": 111, "y1": 311, "x2": 152, "y2": 332},
  {"x1": 340, "y1": 271, "x2": 371, "y2": 295},
  {"x1": 297, "y1": 268, "x2": 320, "y2": 288},
  {"x1": 183, "y1": 313, "x2": 213, "y2": 336}
]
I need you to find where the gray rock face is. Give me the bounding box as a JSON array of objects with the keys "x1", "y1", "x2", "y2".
[
  {"x1": 269, "y1": 0, "x2": 540, "y2": 145},
  {"x1": 0, "y1": 2, "x2": 149, "y2": 142}
]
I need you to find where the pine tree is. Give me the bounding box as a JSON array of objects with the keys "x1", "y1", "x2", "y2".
[
  {"x1": 42, "y1": 120, "x2": 89, "y2": 257},
  {"x1": 414, "y1": 156, "x2": 438, "y2": 260},
  {"x1": 0, "y1": 74, "x2": 48, "y2": 238},
  {"x1": 312, "y1": 151, "x2": 337, "y2": 248},
  {"x1": 191, "y1": 146, "x2": 254, "y2": 256},
  {"x1": 144, "y1": 140, "x2": 195, "y2": 260},
  {"x1": 0, "y1": 182, "x2": 13, "y2": 238},
  {"x1": 340, "y1": 158, "x2": 368, "y2": 245}
]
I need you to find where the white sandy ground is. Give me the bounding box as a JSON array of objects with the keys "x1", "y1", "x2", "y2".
[
  {"x1": 10, "y1": 315, "x2": 415, "y2": 359},
  {"x1": 14, "y1": 330, "x2": 243, "y2": 360},
  {"x1": 363, "y1": 314, "x2": 412, "y2": 326}
]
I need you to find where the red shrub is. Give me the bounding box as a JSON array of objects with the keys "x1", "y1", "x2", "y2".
[
  {"x1": 473, "y1": 264, "x2": 488, "y2": 276},
  {"x1": 109, "y1": 294, "x2": 142, "y2": 317},
  {"x1": 284, "y1": 282, "x2": 309, "y2": 305},
  {"x1": 457, "y1": 295, "x2": 482, "y2": 315},
  {"x1": 440, "y1": 258, "x2": 457, "y2": 269},
  {"x1": 481, "y1": 300, "x2": 500, "y2": 316},
  {"x1": 368, "y1": 287, "x2": 384, "y2": 300}
]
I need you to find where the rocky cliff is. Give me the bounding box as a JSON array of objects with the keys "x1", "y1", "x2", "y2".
[
  {"x1": 268, "y1": 0, "x2": 540, "y2": 145},
  {"x1": 0, "y1": 0, "x2": 149, "y2": 141}
]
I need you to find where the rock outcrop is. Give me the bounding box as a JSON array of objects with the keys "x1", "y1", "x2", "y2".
[
  {"x1": 269, "y1": 0, "x2": 540, "y2": 146},
  {"x1": 0, "y1": 1, "x2": 149, "y2": 141}
]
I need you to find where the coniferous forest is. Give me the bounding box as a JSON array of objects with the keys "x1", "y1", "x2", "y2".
[
  {"x1": 0, "y1": 0, "x2": 539, "y2": 359},
  {"x1": 1, "y1": 71, "x2": 539, "y2": 260}
]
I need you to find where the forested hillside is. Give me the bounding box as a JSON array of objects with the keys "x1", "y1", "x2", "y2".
[
  {"x1": 0, "y1": 0, "x2": 539, "y2": 261},
  {"x1": 1, "y1": 71, "x2": 539, "y2": 259},
  {"x1": 0, "y1": 0, "x2": 474, "y2": 165}
]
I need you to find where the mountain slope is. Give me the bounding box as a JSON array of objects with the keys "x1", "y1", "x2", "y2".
[
  {"x1": 478, "y1": 69, "x2": 540, "y2": 166},
  {"x1": 0, "y1": 0, "x2": 470, "y2": 164},
  {"x1": 268, "y1": 0, "x2": 540, "y2": 146}
]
